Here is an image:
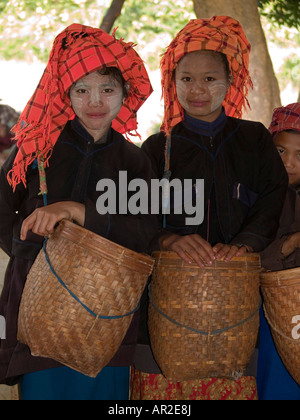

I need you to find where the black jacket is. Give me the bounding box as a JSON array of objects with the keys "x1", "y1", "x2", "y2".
[{"x1": 142, "y1": 113, "x2": 288, "y2": 251}]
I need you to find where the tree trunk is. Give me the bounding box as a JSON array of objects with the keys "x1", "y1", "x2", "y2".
[
  {"x1": 192, "y1": 0, "x2": 282, "y2": 127},
  {"x1": 100, "y1": 0, "x2": 126, "y2": 34}
]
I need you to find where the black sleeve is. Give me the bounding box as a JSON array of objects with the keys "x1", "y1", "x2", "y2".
[
  {"x1": 0, "y1": 148, "x2": 27, "y2": 256},
  {"x1": 230, "y1": 124, "x2": 289, "y2": 252}
]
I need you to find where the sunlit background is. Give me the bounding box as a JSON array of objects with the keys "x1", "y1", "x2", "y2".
[{"x1": 0, "y1": 0, "x2": 299, "y2": 140}]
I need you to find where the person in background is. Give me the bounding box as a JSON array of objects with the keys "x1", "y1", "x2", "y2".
[
  {"x1": 257, "y1": 102, "x2": 300, "y2": 400},
  {"x1": 0, "y1": 103, "x2": 19, "y2": 166},
  {"x1": 131, "y1": 16, "x2": 288, "y2": 401},
  {"x1": 0, "y1": 23, "x2": 157, "y2": 400}
]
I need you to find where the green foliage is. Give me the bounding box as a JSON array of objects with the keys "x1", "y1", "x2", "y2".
[
  {"x1": 116, "y1": 0, "x2": 194, "y2": 40},
  {"x1": 0, "y1": 0, "x2": 107, "y2": 62},
  {"x1": 258, "y1": 0, "x2": 300, "y2": 29},
  {"x1": 0, "y1": 0, "x2": 195, "y2": 66},
  {"x1": 0, "y1": 0, "x2": 8, "y2": 13},
  {"x1": 114, "y1": 0, "x2": 195, "y2": 69},
  {"x1": 278, "y1": 54, "x2": 300, "y2": 92},
  {"x1": 0, "y1": 37, "x2": 30, "y2": 60},
  {"x1": 259, "y1": 14, "x2": 299, "y2": 99},
  {"x1": 12, "y1": 0, "x2": 80, "y2": 13},
  {"x1": 0, "y1": 0, "x2": 299, "y2": 67}
]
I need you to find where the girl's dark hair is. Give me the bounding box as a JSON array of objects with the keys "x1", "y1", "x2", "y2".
[
  {"x1": 97, "y1": 66, "x2": 129, "y2": 97},
  {"x1": 285, "y1": 129, "x2": 300, "y2": 135}
]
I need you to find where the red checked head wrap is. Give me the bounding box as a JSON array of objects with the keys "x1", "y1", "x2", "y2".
[
  {"x1": 8, "y1": 24, "x2": 153, "y2": 190},
  {"x1": 160, "y1": 16, "x2": 253, "y2": 136},
  {"x1": 269, "y1": 102, "x2": 300, "y2": 137}
]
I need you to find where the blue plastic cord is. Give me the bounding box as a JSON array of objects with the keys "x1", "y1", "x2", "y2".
[
  {"x1": 43, "y1": 239, "x2": 140, "y2": 320},
  {"x1": 148, "y1": 284, "x2": 261, "y2": 336}
]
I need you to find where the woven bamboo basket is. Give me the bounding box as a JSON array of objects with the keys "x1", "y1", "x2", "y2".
[
  {"x1": 18, "y1": 220, "x2": 154, "y2": 377},
  {"x1": 260, "y1": 267, "x2": 300, "y2": 385},
  {"x1": 148, "y1": 251, "x2": 261, "y2": 382}
]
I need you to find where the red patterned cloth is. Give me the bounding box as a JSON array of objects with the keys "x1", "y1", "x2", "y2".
[
  {"x1": 160, "y1": 16, "x2": 253, "y2": 136},
  {"x1": 8, "y1": 24, "x2": 153, "y2": 191},
  {"x1": 130, "y1": 369, "x2": 258, "y2": 401},
  {"x1": 269, "y1": 102, "x2": 300, "y2": 137}
]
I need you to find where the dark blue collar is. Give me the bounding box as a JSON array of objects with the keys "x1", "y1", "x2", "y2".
[
  {"x1": 71, "y1": 117, "x2": 110, "y2": 144},
  {"x1": 182, "y1": 109, "x2": 227, "y2": 137}
]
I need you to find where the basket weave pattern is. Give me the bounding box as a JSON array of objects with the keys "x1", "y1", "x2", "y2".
[
  {"x1": 260, "y1": 267, "x2": 300, "y2": 385},
  {"x1": 18, "y1": 220, "x2": 154, "y2": 377},
  {"x1": 149, "y1": 252, "x2": 261, "y2": 382}
]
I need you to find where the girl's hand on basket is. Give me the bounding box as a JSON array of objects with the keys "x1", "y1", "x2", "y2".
[
  {"x1": 212, "y1": 243, "x2": 252, "y2": 262},
  {"x1": 281, "y1": 232, "x2": 300, "y2": 257},
  {"x1": 159, "y1": 233, "x2": 215, "y2": 267},
  {"x1": 20, "y1": 201, "x2": 85, "y2": 241}
]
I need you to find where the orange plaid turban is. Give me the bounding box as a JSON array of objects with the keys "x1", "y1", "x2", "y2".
[
  {"x1": 8, "y1": 24, "x2": 153, "y2": 190},
  {"x1": 269, "y1": 102, "x2": 300, "y2": 137},
  {"x1": 160, "y1": 16, "x2": 253, "y2": 136}
]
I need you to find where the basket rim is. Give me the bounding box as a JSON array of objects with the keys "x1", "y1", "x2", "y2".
[
  {"x1": 260, "y1": 266, "x2": 300, "y2": 287},
  {"x1": 152, "y1": 251, "x2": 261, "y2": 269},
  {"x1": 52, "y1": 219, "x2": 154, "y2": 269}
]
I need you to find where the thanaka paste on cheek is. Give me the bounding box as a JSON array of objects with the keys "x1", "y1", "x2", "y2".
[
  {"x1": 175, "y1": 80, "x2": 191, "y2": 111},
  {"x1": 208, "y1": 81, "x2": 228, "y2": 113},
  {"x1": 104, "y1": 91, "x2": 124, "y2": 119}
]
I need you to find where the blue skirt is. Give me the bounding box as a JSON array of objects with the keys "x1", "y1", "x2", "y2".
[
  {"x1": 257, "y1": 307, "x2": 300, "y2": 400},
  {"x1": 20, "y1": 366, "x2": 130, "y2": 400}
]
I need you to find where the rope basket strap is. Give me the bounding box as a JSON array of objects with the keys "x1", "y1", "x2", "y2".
[
  {"x1": 149, "y1": 284, "x2": 261, "y2": 336},
  {"x1": 43, "y1": 238, "x2": 140, "y2": 320},
  {"x1": 263, "y1": 305, "x2": 300, "y2": 344}
]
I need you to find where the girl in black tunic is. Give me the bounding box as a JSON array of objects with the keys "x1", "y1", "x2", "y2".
[
  {"x1": 131, "y1": 16, "x2": 288, "y2": 401},
  {"x1": 0, "y1": 24, "x2": 157, "y2": 400}
]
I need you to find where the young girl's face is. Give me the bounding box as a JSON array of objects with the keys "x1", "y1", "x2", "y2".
[
  {"x1": 274, "y1": 131, "x2": 300, "y2": 188},
  {"x1": 175, "y1": 51, "x2": 231, "y2": 122},
  {"x1": 70, "y1": 71, "x2": 124, "y2": 141}
]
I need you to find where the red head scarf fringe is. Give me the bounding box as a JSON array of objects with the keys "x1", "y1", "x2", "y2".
[
  {"x1": 160, "y1": 16, "x2": 253, "y2": 136},
  {"x1": 269, "y1": 102, "x2": 300, "y2": 137},
  {"x1": 8, "y1": 24, "x2": 153, "y2": 191}
]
